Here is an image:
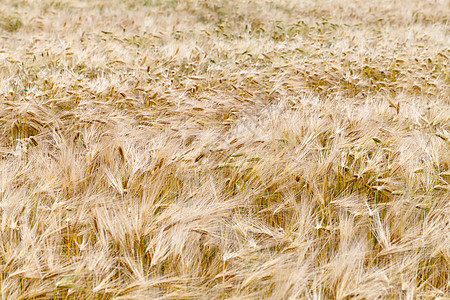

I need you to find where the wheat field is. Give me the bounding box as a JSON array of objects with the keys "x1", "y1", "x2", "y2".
[{"x1": 0, "y1": 0, "x2": 449, "y2": 299}]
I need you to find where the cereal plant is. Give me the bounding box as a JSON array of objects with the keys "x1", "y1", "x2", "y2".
[{"x1": 0, "y1": 0, "x2": 448, "y2": 299}]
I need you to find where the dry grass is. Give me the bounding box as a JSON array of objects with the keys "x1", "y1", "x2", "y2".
[{"x1": 0, "y1": 0, "x2": 449, "y2": 298}]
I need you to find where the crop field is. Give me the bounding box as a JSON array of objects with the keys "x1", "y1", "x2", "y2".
[{"x1": 0, "y1": 0, "x2": 449, "y2": 298}]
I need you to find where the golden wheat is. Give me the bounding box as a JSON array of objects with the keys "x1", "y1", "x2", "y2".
[{"x1": 0, "y1": 0, "x2": 449, "y2": 299}]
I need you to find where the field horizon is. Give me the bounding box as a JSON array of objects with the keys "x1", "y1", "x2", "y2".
[{"x1": 0, "y1": 0, "x2": 449, "y2": 299}]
